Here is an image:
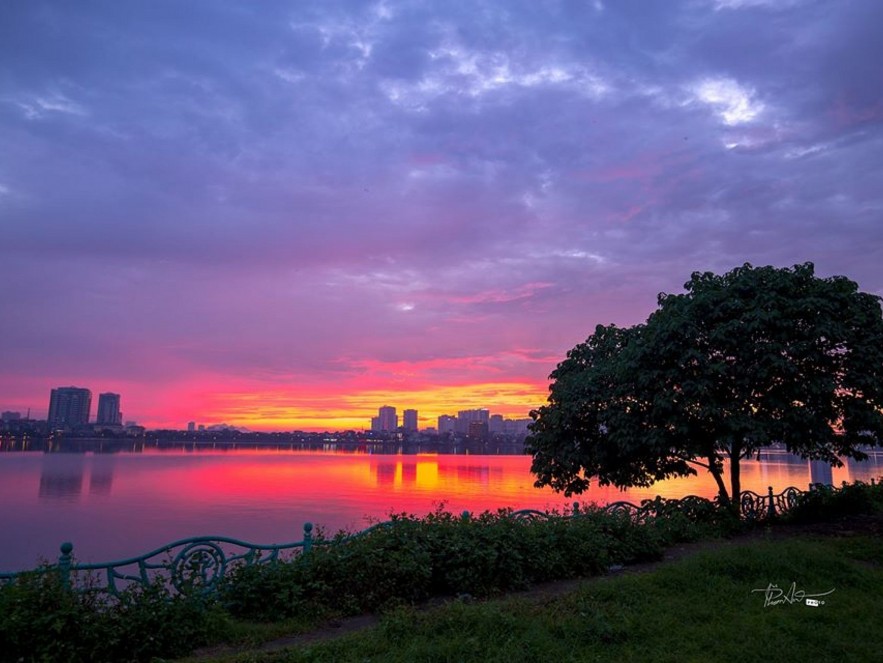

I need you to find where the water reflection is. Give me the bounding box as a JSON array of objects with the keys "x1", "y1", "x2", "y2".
[
  {"x1": 809, "y1": 460, "x2": 834, "y2": 486},
  {"x1": 89, "y1": 455, "x2": 115, "y2": 495},
  {"x1": 368, "y1": 457, "x2": 509, "y2": 493},
  {"x1": 1, "y1": 448, "x2": 881, "y2": 572},
  {"x1": 39, "y1": 454, "x2": 85, "y2": 501}
]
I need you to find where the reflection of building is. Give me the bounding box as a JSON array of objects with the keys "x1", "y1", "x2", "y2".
[
  {"x1": 96, "y1": 393, "x2": 122, "y2": 425},
  {"x1": 403, "y1": 409, "x2": 418, "y2": 432},
  {"x1": 375, "y1": 461, "x2": 397, "y2": 486},
  {"x1": 48, "y1": 387, "x2": 92, "y2": 428},
  {"x1": 809, "y1": 460, "x2": 833, "y2": 486},
  {"x1": 39, "y1": 454, "x2": 85, "y2": 500},
  {"x1": 89, "y1": 455, "x2": 115, "y2": 495}
]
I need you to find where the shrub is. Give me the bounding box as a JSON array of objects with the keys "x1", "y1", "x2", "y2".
[
  {"x1": 785, "y1": 480, "x2": 883, "y2": 524},
  {"x1": 218, "y1": 503, "x2": 728, "y2": 621},
  {"x1": 0, "y1": 568, "x2": 225, "y2": 662}
]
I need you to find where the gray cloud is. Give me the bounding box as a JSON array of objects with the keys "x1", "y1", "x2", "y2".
[{"x1": 1, "y1": 0, "x2": 881, "y2": 423}]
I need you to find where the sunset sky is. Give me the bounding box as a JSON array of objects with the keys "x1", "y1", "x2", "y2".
[{"x1": 1, "y1": 0, "x2": 881, "y2": 431}]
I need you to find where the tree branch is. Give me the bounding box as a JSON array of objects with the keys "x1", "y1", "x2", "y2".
[{"x1": 673, "y1": 453, "x2": 709, "y2": 469}]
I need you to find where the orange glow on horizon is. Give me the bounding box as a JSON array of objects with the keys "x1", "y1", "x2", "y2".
[{"x1": 150, "y1": 380, "x2": 549, "y2": 432}]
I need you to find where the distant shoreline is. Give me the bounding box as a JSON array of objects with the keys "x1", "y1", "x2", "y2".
[{"x1": 0, "y1": 434, "x2": 529, "y2": 456}]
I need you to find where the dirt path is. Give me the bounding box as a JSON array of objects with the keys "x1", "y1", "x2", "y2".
[{"x1": 186, "y1": 514, "x2": 882, "y2": 660}]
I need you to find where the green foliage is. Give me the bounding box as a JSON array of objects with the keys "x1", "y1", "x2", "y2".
[
  {"x1": 0, "y1": 569, "x2": 226, "y2": 662},
  {"x1": 785, "y1": 480, "x2": 883, "y2": 524},
  {"x1": 227, "y1": 536, "x2": 883, "y2": 663},
  {"x1": 3, "y1": 489, "x2": 872, "y2": 661},
  {"x1": 528, "y1": 262, "x2": 883, "y2": 504},
  {"x1": 219, "y1": 503, "x2": 734, "y2": 623}
]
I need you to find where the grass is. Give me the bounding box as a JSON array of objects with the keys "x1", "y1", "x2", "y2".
[{"x1": 201, "y1": 534, "x2": 883, "y2": 663}]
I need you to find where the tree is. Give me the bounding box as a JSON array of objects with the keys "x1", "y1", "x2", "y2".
[{"x1": 527, "y1": 263, "x2": 883, "y2": 507}]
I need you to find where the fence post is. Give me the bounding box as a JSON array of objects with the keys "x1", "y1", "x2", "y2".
[
  {"x1": 767, "y1": 486, "x2": 776, "y2": 518},
  {"x1": 303, "y1": 522, "x2": 313, "y2": 554},
  {"x1": 58, "y1": 542, "x2": 73, "y2": 589}
]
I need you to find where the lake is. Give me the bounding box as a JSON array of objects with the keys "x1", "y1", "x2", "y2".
[{"x1": 1, "y1": 446, "x2": 881, "y2": 572}]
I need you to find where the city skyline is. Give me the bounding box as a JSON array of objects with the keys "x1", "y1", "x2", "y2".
[
  {"x1": 1, "y1": 2, "x2": 881, "y2": 432},
  {"x1": 5, "y1": 384, "x2": 532, "y2": 433}
]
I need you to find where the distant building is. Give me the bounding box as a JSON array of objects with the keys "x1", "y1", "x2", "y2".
[
  {"x1": 1, "y1": 411, "x2": 21, "y2": 422},
  {"x1": 437, "y1": 415, "x2": 457, "y2": 435},
  {"x1": 467, "y1": 420, "x2": 489, "y2": 441},
  {"x1": 47, "y1": 387, "x2": 92, "y2": 428},
  {"x1": 456, "y1": 408, "x2": 489, "y2": 434},
  {"x1": 371, "y1": 405, "x2": 398, "y2": 432},
  {"x1": 187, "y1": 421, "x2": 196, "y2": 432},
  {"x1": 403, "y1": 409, "x2": 418, "y2": 432},
  {"x1": 96, "y1": 393, "x2": 122, "y2": 425},
  {"x1": 503, "y1": 418, "x2": 533, "y2": 438},
  {"x1": 489, "y1": 414, "x2": 504, "y2": 434}
]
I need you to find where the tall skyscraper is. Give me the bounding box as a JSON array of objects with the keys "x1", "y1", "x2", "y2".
[
  {"x1": 456, "y1": 408, "x2": 489, "y2": 434},
  {"x1": 377, "y1": 405, "x2": 398, "y2": 432},
  {"x1": 47, "y1": 387, "x2": 92, "y2": 428},
  {"x1": 403, "y1": 409, "x2": 418, "y2": 432},
  {"x1": 96, "y1": 393, "x2": 122, "y2": 425}
]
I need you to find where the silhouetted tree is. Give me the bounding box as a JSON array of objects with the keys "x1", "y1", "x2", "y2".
[{"x1": 528, "y1": 263, "x2": 883, "y2": 507}]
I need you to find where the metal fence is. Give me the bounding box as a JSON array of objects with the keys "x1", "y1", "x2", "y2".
[{"x1": 0, "y1": 480, "x2": 873, "y2": 597}]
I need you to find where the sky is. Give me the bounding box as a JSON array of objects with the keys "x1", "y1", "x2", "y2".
[{"x1": 1, "y1": 0, "x2": 882, "y2": 432}]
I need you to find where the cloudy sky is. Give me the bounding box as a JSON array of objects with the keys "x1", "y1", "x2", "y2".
[{"x1": 1, "y1": 0, "x2": 881, "y2": 431}]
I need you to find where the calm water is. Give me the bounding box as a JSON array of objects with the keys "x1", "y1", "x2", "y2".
[{"x1": 1, "y1": 448, "x2": 881, "y2": 571}]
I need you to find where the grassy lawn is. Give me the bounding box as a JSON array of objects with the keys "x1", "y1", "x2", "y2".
[{"x1": 205, "y1": 534, "x2": 883, "y2": 663}]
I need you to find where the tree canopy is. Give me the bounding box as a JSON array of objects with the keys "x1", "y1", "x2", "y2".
[{"x1": 527, "y1": 263, "x2": 883, "y2": 506}]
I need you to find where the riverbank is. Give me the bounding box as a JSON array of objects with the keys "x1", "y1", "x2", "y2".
[
  {"x1": 184, "y1": 513, "x2": 883, "y2": 662},
  {"x1": 3, "y1": 481, "x2": 880, "y2": 662}
]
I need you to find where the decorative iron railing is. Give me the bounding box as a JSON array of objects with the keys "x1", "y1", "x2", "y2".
[{"x1": 1, "y1": 480, "x2": 874, "y2": 597}]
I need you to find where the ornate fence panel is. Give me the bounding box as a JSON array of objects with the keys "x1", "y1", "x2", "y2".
[
  {"x1": 0, "y1": 523, "x2": 316, "y2": 597},
  {"x1": 738, "y1": 485, "x2": 810, "y2": 522}
]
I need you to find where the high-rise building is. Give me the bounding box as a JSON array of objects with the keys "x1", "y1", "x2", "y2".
[
  {"x1": 456, "y1": 408, "x2": 489, "y2": 434},
  {"x1": 467, "y1": 420, "x2": 489, "y2": 441},
  {"x1": 403, "y1": 409, "x2": 418, "y2": 432},
  {"x1": 96, "y1": 393, "x2": 122, "y2": 425},
  {"x1": 187, "y1": 421, "x2": 196, "y2": 432},
  {"x1": 47, "y1": 387, "x2": 92, "y2": 428},
  {"x1": 438, "y1": 414, "x2": 457, "y2": 435},
  {"x1": 377, "y1": 405, "x2": 398, "y2": 432}
]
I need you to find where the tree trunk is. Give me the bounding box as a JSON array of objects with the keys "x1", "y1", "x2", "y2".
[
  {"x1": 729, "y1": 443, "x2": 742, "y2": 516},
  {"x1": 708, "y1": 455, "x2": 730, "y2": 506}
]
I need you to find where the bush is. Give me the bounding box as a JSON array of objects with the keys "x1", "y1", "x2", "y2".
[
  {"x1": 785, "y1": 480, "x2": 883, "y2": 524},
  {"x1": 218, "y1": 503, "x2": 727, "y2": 621},
  {"x1": 0, "y1": 568, "x2": 225, "y2": 662},
  {"x1": 1, "y1": 496, "x2": 741, "y2": 658}
]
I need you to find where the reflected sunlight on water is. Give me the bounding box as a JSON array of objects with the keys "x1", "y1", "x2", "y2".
[{"x1": 1, "y1": 449, "x2": 881, "y2": 571}]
